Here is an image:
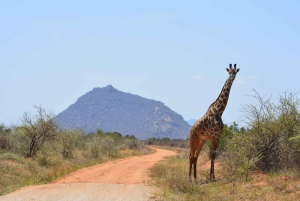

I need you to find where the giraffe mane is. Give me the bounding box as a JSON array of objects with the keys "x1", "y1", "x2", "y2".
[{"x1": 207, "y1": 79, "x2": 228, "y2": 111}]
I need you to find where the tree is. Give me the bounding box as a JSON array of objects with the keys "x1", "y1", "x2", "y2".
[{"x1": 20, "y1": 106, "x2": 59, "y2": 158}]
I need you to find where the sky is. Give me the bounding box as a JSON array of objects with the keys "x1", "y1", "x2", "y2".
[{"x1": 1, "y1": 0, "x2": 300, "y2": 127}]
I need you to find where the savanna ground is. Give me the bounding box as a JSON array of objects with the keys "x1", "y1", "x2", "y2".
[
  {"x1": 150, "y1": 145, "x2": 300, "y2": 201},
  {"x1": 0, "y1": 143, "x2": 154, "y2": 196},
  {"x1": 0, "y1": 147, "x2": 175, "y2": 201}
]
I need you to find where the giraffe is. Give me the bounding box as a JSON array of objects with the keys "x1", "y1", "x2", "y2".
[{"x1": 189, "y1": 64, "x2": 240, "y2": 182}]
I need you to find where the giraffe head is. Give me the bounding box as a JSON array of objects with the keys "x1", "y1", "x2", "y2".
[{"x1": 226, "y1": 64, "x2": 239, "y2": 81}]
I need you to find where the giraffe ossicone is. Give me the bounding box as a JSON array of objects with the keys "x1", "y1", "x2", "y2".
[{"x1": 189, "y1": 63, "x2": 240, "y2": 182}]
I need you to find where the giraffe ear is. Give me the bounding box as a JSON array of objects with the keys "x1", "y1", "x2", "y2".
[
  {"x1": 226, "y1": 68, "x2": 229, "y2": 72},
  {"x1": 237, "y1": 68, "x2": 240, "y2": 72}
]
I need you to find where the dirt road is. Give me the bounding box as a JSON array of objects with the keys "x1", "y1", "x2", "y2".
[{"x1": 0, "y1": 147, "x2": 176, "y2": 201}]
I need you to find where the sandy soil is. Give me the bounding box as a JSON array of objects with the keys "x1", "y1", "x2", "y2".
[{"x1": 0, "y1": 147, "x2": 176, "y2": 201}]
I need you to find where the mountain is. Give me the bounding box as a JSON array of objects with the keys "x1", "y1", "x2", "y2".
[
  {"x1": 187, "y1": 119, "x2": 197, "y2": 126},
  {"x1": 56, "y1": 85, "x2": 191, "y2": 139}
]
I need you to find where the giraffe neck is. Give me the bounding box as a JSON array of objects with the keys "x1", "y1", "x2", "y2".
[{"x1": 208, "y1": 77, "x2": 234, "y2": 116}]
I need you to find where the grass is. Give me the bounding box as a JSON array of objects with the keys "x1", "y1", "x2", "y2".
[
  {"x1": 150, "y1": 147, "x2": 300, "y2": 201},
  {"x1": 0, "y1": 146, "x2": 154, "y2": 195}
]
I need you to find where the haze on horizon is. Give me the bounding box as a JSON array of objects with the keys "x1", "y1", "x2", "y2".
[{"x1": 1, "y1": 1, "x2": 300, "y2": 127}]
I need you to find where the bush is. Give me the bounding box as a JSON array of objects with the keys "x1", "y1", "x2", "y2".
[
  {"x1": 101, "y1": 136, "x2": 119, "y2": 157},
  {"x1": 222, "y1": 133, "x2": 261, "y2": 181},
  {"x1": 290, "y1": 134, "x2": 300, "y2": 152},
  {"x1": 0, "y1": 125, "x2": 12, "y2": 151},
  {"x1": 83, "y1": 134, "x2": 103, "y2": 159},
  {"x1": 145, "y1": 137, "x2": 189, "y2": 148},
  {"x1": 59, "y1": 130, "x2": 81, "y2": 159},
  {"x1": 244, "y1": 91, "x2": 300, "y2": 171},
  {"x1": 18, "y1": 106, "x2": 59, "y2": 158},
  {"x1": 128, "y1": 139, "x2": 144, "y2": 149},
  {"x1": 223, "y1": 90, "x2": 300, "y2": 180},
  {"x1": 217, "y1": 122, "x2": 244, "y2": 154}
]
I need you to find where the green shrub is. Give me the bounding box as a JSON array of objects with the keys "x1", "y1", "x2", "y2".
[
  {"x1": 289, "y1": 133, "x2": 300, "y2": 152},
  {"x1": 128, "y1": 138, "x2": 144, "y2": 149},
  {"x1": 0, "y1": 125, "x2": 12, "y2": 151},
  {"x1": 222, "y1": 133, "x2": 262, "y2": 181},
  {"x1": 223, "y1": 90, "x2": 300, "y2": 181},
  {"x1": 0, "y1": 152, "x2": 25, "y2": 164},
  {"x1": 59, "y1": 130, "x2": 81, "y2": 159}
]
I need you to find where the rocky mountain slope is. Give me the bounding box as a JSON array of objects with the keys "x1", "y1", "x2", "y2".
[{"x1": 56, "y1": 85, "x2": 191, "y2": 139}]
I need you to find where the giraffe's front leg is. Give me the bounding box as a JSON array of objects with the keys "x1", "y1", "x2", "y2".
[
  {"x1": 210, "y1": 149, "x2": 216, "y2": 182},
  {"x1": 210, "y1": 137, "x2": 220, "y2": 182},
  {"x1": 189, "y1": 149, "x2": 196, "y2": 180}
]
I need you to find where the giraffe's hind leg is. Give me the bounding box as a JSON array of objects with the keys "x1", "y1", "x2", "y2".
[
  {"x1": 194, "y1": 140, "x2": 206, "y2": 180},
  {"x1": 189, "y1": 139, "x2": 206, "y2": 182},
  {"x1": 189, "y1": 133, "x2": 198, "y2": 180}
]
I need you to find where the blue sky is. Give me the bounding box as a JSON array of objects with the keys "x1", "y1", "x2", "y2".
[{"x1": 1, "y1": 1, "x2": 300, "y2": 127}]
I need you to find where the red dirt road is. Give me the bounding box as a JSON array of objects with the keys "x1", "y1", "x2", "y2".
[{"x1": 0, "y1": 147, "x2": 176, "y2": 201}]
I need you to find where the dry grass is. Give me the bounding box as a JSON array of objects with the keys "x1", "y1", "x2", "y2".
[
  {"x1": 150, "y1": 147, "x2": 300, "y2": 201},
  {"x1": 0, "y1": 146, "x2": 153, "y2": 195}
]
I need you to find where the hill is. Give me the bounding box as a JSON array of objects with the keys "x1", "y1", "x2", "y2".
[{"x1": 56, "y1": 85, "x2": 191, "y2": 139}]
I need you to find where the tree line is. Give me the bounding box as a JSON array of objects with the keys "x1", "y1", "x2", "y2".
[{"x1": 0, "y1": 105, "x2": 144, "y2": 161}]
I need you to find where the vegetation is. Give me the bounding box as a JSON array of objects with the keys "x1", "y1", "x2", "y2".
[
  {"x1": 0, "y1": 106, "x2": 152, "y2": 195},
  {"x1": 150, "y1": 148, "x2": 300, "y2": 201},
  {"x1": 225, "y1": 91, "x2": 300, "y2": 174},
  {"x1": 145, "y1": 137, "x2": 189, "y2": 148},
  {"x1": 150, "y1": 90, "x2": 300, "y2": 200},
  {"x1": 19, "y1": 106, "x2": 59, "y2": 158}
]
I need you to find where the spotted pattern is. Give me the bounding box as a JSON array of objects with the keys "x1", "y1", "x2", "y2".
[{"x1": 189, "y1": 64, "x2": 240, "y2": 182}]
